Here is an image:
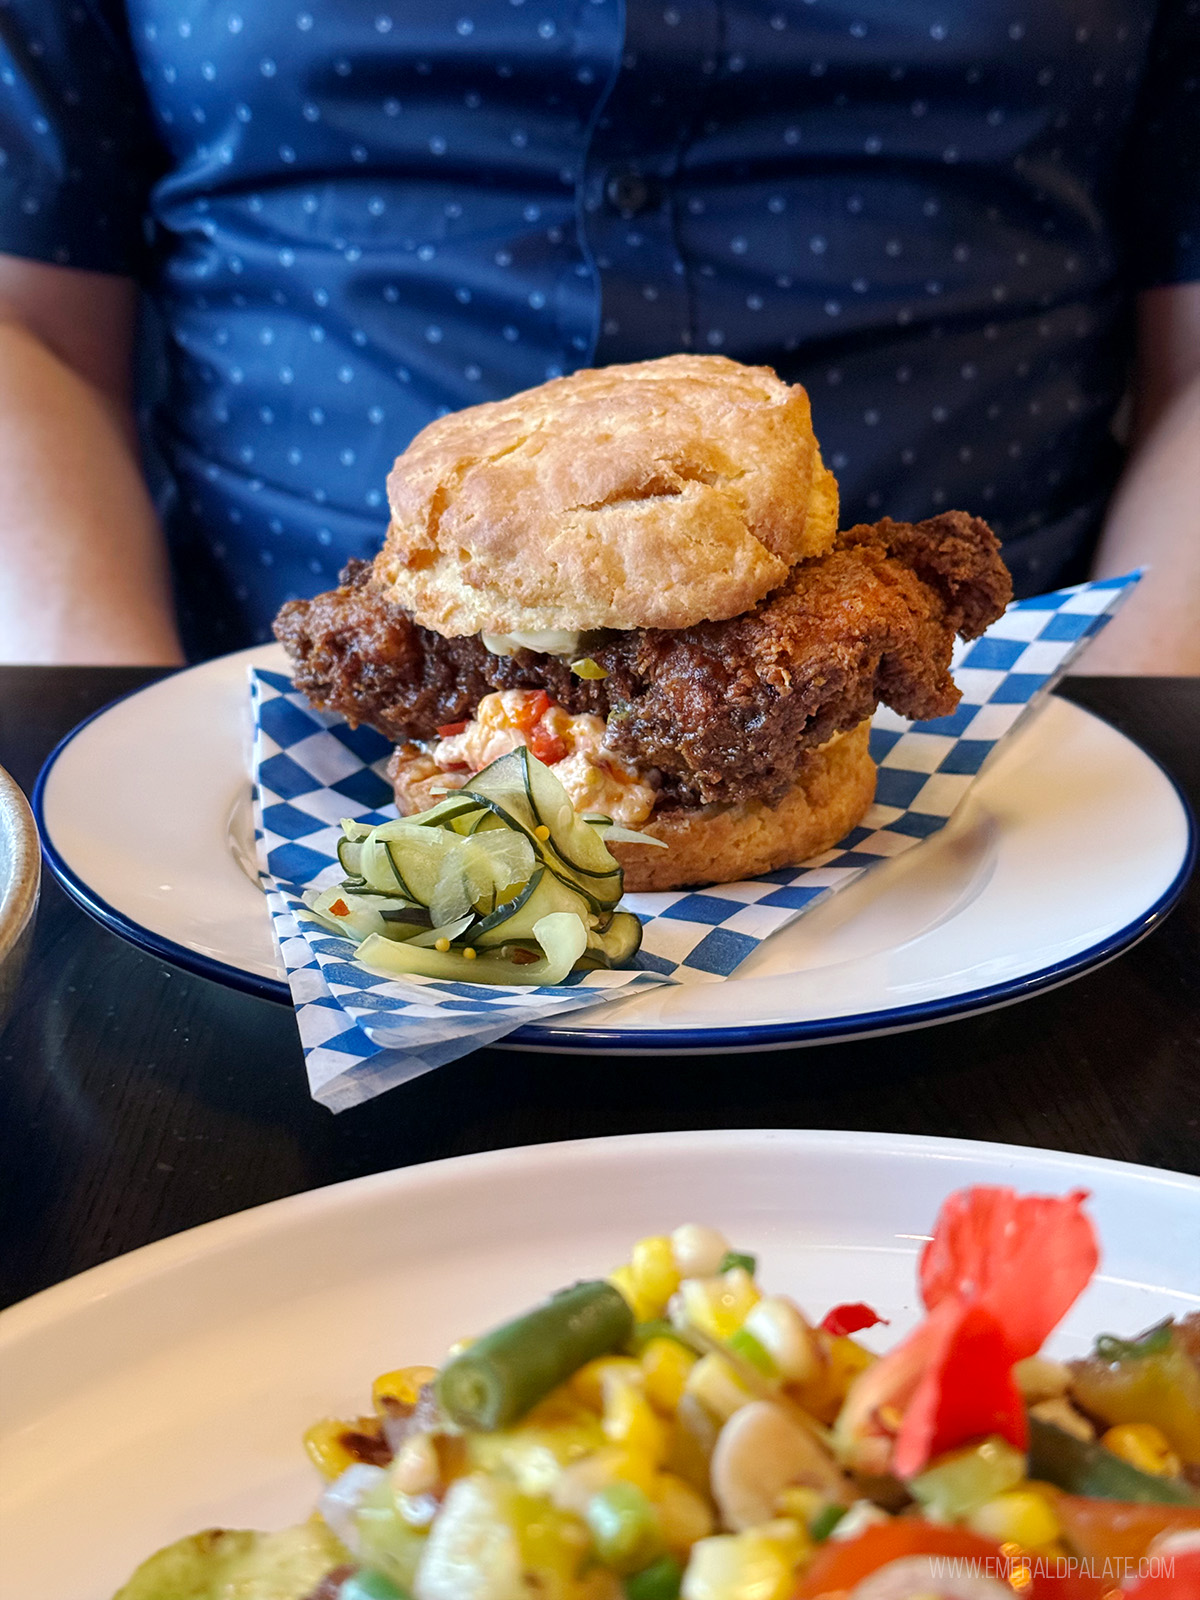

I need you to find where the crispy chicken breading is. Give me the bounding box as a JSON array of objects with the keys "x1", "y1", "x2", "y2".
[{"x1": 273, "y1": 512, "x2": 1011, "y2": 809}]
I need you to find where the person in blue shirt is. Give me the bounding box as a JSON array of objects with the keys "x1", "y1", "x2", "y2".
[{"x1": 0, "y1": 0, "x2": 1196, "y2": 669}]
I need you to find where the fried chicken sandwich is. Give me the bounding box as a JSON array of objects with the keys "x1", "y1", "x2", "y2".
[{"x1": 275, "y1": 355, "x2": 1012, "y2": 891}]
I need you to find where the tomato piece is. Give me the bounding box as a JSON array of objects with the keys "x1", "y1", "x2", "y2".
[
  {"x1": 894, "y1": 1298, "x2": 1028, "y2": 1478},
  {"x1": 918, "y1": 1187, "x2": 1098, "y2": 1361},
  {"x1": 795, "y1": 1520, "x2": 1110, "y2": 1599},
  {"x1": 1052, "y1": 1496, "x2": 1200, "y2": 1562},
  {"x1": 1123, "y1": 1549, "x2": 1200, "y2": 1598},
  {"x1": 436, "y1": 720, "x2": 469, "y2": 738},
  {"x1": 794, "y1": 1521, "x2": 1005, "y2": 1596},
  {"x1": 820, "y1": 1303, "x2": 888, "y2": 1337},
  {"x1": 328, "y1": 898, "x2": 350, "y2": 917},
  {"x1": 1027, "y1": 1574, "x2": 1107, "y2": 1599},
  {"x1": 838, "y1": 1187, "x2": 1100, "y2": 1479}
]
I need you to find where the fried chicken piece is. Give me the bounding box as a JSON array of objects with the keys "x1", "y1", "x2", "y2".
[{"x1": 274, "y1": 512, "x2": 1011, "y2": 808}]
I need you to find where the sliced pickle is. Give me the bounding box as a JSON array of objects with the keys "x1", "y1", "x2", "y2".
[
  {"x1": 358, "y1": 911, "x2": 587, "y2": 986},
  {"x1": 305, "y1": 886, "x2": 426, "y2": 943},
  {"x1": 471, "y1": 866, "x2": 592, "y2": 949},
  {"x1": 578, "y1": 911, "x2": 643, "y2": 968}
]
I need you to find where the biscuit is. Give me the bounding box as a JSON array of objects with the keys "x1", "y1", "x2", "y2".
[
  {"x1": 376, "y1": 355, "x2": 838, "y2": 637},
  {"x1": 611, "y1": 722, "x2": 875, "y2": 892}
]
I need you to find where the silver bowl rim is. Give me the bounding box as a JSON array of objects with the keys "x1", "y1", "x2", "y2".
[{"x1": 0, "y1": 764, "x2": 40, "y2": 967}]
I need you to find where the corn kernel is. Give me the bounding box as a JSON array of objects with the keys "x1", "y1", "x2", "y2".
[
  {"x1": 684, "y1": 1353, "x2": 757, "y2": 1423},
  {"x1": 552, "y1": 1446, "x2": 659, "y2": 1515},
  {"x1": 1101, "y1": 1424, "x2": 1182, "y2": 1478},
  {"x1": 680, "y1": 1270, "x2": 760, "y2": 1342},
  {"x1": 968, "y1": 1490, "x2": 1061, "y2": 1551},
  {"x1": 610, "y1": 1265, "x2": 660, "y2": 1323},
  {"x1": 773, "y1": 1487, "x2": 829, "y2": 1527},
  {"x1": 571, "y1": 1356, "x2": 644, "y2": 1413},
  {"x1": 303, "y1": 1416, "x2": 365, "y2": 1480},
  {"x1": 642, "y1": 1337, "x2": 698, "y2": 1414},
  {"x1": 652, "y1": 1472, "x2": 714, "y2": 1553},
  {"x1": 681, "y1": 1525, "x2": 801, "y2": 1600},
  {"x1": 373, "y1": 1364, "x2": 439, "y2": 1414},
  {"x1": 605, "y1": 1375, "x2": 670, "y2": 1465},
  {"x1": 632, "y1": 1236, "x2": 683, "y2": 1315}
]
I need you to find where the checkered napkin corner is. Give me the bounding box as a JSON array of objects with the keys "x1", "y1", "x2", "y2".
[
  {"x1": 248, "y1": 673, "x2": 672, "y2": 1111},
  {"x1": 251, "y1": 571, "x2": 1139, "y2": 1111}
]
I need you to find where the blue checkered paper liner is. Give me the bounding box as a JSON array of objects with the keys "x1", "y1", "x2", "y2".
[{"x1": 253, "y1": 572, "x2": 1139, "y2": 1110}]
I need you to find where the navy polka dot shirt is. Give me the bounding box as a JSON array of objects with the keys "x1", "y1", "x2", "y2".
[{"x1": 1, "y1": 0, "x2": 1197, "y2": 657}]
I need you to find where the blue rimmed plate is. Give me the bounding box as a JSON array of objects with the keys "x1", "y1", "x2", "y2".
[
  {"x1": 2, "y1": 1129, "x2": 1198, "y2": 1600},
  {"x1": 35, "y1": 644, "x2": 1194, "y2": 1050}
]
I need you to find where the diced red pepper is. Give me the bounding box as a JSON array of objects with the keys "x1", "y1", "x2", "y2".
[
  {"x1": 436, "y1": 719, "x2": 469, "y2": 738},
  {"x1": 507, "y1": 690, "x2": 554, "y2": 732},
  {"x1": 328, "y1": 898, "x2": 350, "y2": 917},
  {"x1": 820, "y1": 1302, "x2": 888, "y2": 1337},
  {"x1": 528, "y1": 723, "x2": 568, "y2": 765},
  {"x1": 503, "y1": 689, "x2": 567, "y2": 764}
]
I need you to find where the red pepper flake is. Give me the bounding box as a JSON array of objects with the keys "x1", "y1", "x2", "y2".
[
  {"x1": 328, "y1": 898, "x2": 350, "y2": 917},
  {"x1": 821, "y1": 1302, "x2": 889, "y2": 1337},
  {"x1": 436, "y1": 720, "x2": 469, "y2": 738}
]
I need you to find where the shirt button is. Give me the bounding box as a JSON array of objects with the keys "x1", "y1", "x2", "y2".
[{"x1": 605, "y1": 169, "x2": 653, "y2": 215}]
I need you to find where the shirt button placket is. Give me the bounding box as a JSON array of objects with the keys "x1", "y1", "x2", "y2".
[{"x1": 580, "y1": 0, "x2": 720, "y2": 363}]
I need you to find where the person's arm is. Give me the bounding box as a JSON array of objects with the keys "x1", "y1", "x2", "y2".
[
  {"x1": 1075, "y1": 283, "x2": 1200, "y2": 675},
  {"x1": 0, "y1": 254, "x2": 183, "y2": 665}
]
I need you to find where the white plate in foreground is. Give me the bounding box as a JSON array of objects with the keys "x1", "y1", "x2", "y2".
[
  {"x1": 34, "y1": 645, "x2": 1194, "y2": 1050},
  {"x1": 2, "y1": 1129, "x2": 1198, "y2": 1600}
]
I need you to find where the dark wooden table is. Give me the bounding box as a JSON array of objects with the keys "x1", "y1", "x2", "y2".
[{"x1": 1, "y1": 669, "x2": 1196, "y2": 1311}]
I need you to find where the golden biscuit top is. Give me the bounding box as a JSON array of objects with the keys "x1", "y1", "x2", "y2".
[{"x1": 376, "y1": 353, "x2": 839, "y2": 636}]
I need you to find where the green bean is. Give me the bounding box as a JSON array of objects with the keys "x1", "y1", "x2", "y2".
[
  {"x1": 436, "y1": 1280, "x2": 634, "y2": 1430},
  {"x1": 1028, "y1": 1418, "x2": 1200, "y2": 1505},
  {"x1": 624, "y1": 1556, "x2": 683, "y2": 1600}
]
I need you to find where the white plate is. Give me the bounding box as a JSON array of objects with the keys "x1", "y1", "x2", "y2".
[
  {"x1": 1, "y1": 1129, "x2": 1197, "y2": 1600},
  {"x1": 34, "y1": 645, "x2": 1194, "y2": 1051}
]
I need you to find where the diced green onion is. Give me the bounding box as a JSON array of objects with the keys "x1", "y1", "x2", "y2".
[
  {"x1": 339, "y1": 1571, "x2": 410, "y2": 1600},
  {"x1": 624, "y1": 1557, "x2": 683, "y2": 1600},
  {"x1": 1093, "y1": 1321, "x2": 1173, "y2": 1363},
  {"x1": 586, "y1": 1482, "x2": 662, "y2": 1574},
  {"x1": 436, "y1": 1280, "x2": 635, "y2": 1431},
  {"x1": 808, "y1": 1504, "x2": 846, "y2": 1543},
  {"x1": 726, "y1": 1327, "x2": 775, "y2": 1376},
  {"x1": 718, "y1": 1251, "x2": 757, "y2": 1276}
]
